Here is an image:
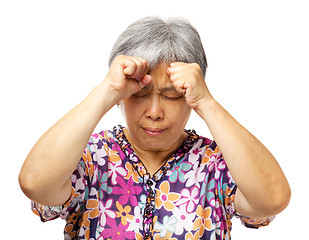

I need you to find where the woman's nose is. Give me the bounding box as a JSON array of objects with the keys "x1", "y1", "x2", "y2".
[{"x1": 145, "y1": 95, "x2": 164, "y2": 121}]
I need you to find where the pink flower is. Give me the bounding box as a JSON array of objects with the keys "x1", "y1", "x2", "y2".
[
  {"x1": 113, "y1": 176, "x2": 142, "y2": 206},
  {"x1": 101, "y1": 217, "x2": 135, "y2": 240}
]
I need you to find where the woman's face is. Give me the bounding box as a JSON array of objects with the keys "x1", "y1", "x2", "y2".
[{"x1": 120, "y1": 63, "x2": 191, "y2": 153}]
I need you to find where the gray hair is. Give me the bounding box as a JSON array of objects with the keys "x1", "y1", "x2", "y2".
[{"x1": 108, "y1": 17, "x2": 207, "y2": 77}]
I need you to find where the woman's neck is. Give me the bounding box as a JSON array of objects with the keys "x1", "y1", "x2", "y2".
[{"x1": 123, "y1": 128, "x2": 187, "y2": 176}]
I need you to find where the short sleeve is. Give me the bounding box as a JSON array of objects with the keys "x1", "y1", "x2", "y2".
[
  {"x1": 31, "y1": 137, "x2": 97, "y2": 222},
  {"x1": 235, "y1": 213, "x2": 275, "y2": 229}
]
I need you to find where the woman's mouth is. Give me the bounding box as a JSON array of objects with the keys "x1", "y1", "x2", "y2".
[{"x1": 143, "y1": 127, "x2": 166, "y2": 136}]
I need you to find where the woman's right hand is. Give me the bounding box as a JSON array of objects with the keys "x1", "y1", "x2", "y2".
[{"x1": 103, "y1": 55, "x2": 152, "y2": 104}]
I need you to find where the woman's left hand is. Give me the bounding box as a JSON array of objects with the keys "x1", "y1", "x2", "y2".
[{"x1": 167, "y1": 62, "x2": 213, "y2": 111}]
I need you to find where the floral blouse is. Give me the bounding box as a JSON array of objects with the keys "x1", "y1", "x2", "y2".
[{"x1": 32, "y1": 125, "x2": 274, "y2": 240}]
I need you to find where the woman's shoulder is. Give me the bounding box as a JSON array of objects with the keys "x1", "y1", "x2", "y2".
[
  {"x1": 185, "y1": 129, "x2": 218, "y2": 152},
  {"x1": 88, "y1": 126, "x2": 121, "y2": 145}
]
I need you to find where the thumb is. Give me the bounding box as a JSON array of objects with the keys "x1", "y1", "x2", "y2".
[{"x1": 140, "y1": 74, "x2": 152, "y2": 87}]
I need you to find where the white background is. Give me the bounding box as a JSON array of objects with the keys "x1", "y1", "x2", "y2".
[{"x1": 1, "y1": 0, "x2": 308, "y2": 239}]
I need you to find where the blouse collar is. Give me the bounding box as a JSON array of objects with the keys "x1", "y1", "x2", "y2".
[{"x1": 113, "y1": 125, "x2": 199, "y2": 181}]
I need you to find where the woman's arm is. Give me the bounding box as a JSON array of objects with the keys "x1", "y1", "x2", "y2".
[
  {"x1": 19, "y1": 55, "x2": 151, "y2": 206},
  {"x1": 196, "y1": 98, "x2": 291, "y2": 218},
  {"x1": 168, "y1": 62, "x2": 291, "y2": 218},
  {"x1": 19, "y1": 84, "x2": 117, "y2": 206}
]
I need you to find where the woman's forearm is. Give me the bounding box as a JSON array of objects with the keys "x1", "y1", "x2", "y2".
[
  {"x1": 196, "y1": 98, "x2": 291, "y2": 216},
  {"x1": 19, "y1": 55, "x2": 152, "y2": 206},
  {"x1": 19, "y1": 82, "x2": 117, "y2": 206}
]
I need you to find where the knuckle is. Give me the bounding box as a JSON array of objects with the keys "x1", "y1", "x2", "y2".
[
  {"x1": 131, "y1": 61, "x2": 137, "y2": 69},
  {"x1": 191, "y1": 63, "x2": 201, "y2": 70},
  {"x1": 190, "y1": 63, "x2": 201, "y2": 76},
  {"x1": 115, "y1": 54, "x2": 125, "y2": 61}
]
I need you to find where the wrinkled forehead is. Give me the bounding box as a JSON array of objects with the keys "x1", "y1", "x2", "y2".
[
  {"x1": 140, "y1": 84, "x2": 177, "y2": 94},
  {"x1": 143, "y1": 63, "x2": 176, "y2": 92}
]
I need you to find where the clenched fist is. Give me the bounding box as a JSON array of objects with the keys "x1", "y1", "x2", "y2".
[
  {"x1": 103, "y1": 55, "x2": 152, "y2": 104},
  {"x1": 167, "y1": 62, "x2": 213, "y2": 111}
]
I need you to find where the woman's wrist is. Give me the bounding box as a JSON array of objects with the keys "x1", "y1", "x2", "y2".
[
  {"x1": 90, "y1": 81, "x2": 120, "y2": 115},
  {"x1": 193, "y1": 96, "x2": 218, "y2": 120}
]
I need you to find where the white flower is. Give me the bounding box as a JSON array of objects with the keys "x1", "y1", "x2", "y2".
[
  {"x1": 176, "y1": 186, "x2": 199, "y2": 213},
  {"x1": 184, "y1": 162, "x2": 206, "y2": 188},
  {"x1": 107, "y1": 161, "x2": 126, "y2": 185},
  {"x1": 126, "y1": 206, "x2": 143, "y2": 232},
  {"x1": 93, "y1": 148, "x2": 107, "y2": 166},
  {"x1": 98, "y1": 199, "x2": 116, "y2": 227},
  {"x1": 154, "y1": 215, "x2": 177, "y2": 238},
  {"x1": 171, "y1": 205, "x2": 195, "y2": 235}
]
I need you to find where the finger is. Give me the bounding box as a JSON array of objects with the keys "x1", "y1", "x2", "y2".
[
  {"x1": 140, "y1": 74, "x2": 152, "y2": 86},
  {"x1": 123, "y1": 60, "x2": 137, "y2": 76},
  {"x1": 167, "y1": 62, "x2": 185, "y2": 77},
  {"x1": 126, "y1": 57, "x2": 149, "y2": 80},
  {"x1": 133, "y1": 58, "x2": 149, "y2": 80}
]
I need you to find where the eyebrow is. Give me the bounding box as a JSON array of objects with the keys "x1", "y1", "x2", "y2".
[
  {"x1": 140, "y1": 85, "x2": 177, "y2": 92},
  {"x1": 160, "y1": 86, "x2": 177, "y2": 92}
]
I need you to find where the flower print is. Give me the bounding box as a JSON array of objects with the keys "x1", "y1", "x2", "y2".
[
  {"x1": 176, "y1": 186, "x2": 199, "y2": 213},
  {"x1": 87, "y1": 199, "x2": 100, "y2": 219},
  {"x1": 81, "y1": 149, "x2": 95, "y2": 180},
  {"x1": 92, "y1": 146, "x2": 108, "y2": 166},
  {"x1": 199, "y1": 178, "x2": 216, "y2": 207},
  {"x1": 207, "y1": 154, "x2": 226, "y2": 180},
  {"x1": 126, "y1": 206, "x2": 143, "y2": 233},
  {"x1": 201, "y1": 155, "x2": 210, "y2": 165},
  {"x1": 138, "y1": 194, "x2": 147, "y2": 212},
  {"x1": 89, "y1": 166, "x2": 99, "y2": 197},
  {"x1": 184, "y1": 162, "x2": 206, "y2": 188},
  {"x1": 154, "y1": 231, "x2": 177, "y2": 240},
  {"x1": 172, "y1": 205, "x2": 195, "y2": 235},
  {"x1": 192, "y1": 147, "x2": 201, "y2": 155},
  {"x1": 169, "y1": 162, "x2": 192, "y2": 183},
  {"x1": 185, "y1": 231, "x2": 199, "y2": 240},
  {"x1": 101, "y1": 217, "x2": 135, "y2": 240},
  {"x1": 78, "y1": 226, "x2": 90, "y2": 239},
  {"x1": 98, "y1": 199, "x2": 116, "y2": 227},
  {"x1": 188, "y1": 141, "x2": 203, "y2": 164},
  {"x1": 201, "y1": 144, "x2": 220, "y2": 165},
  {"x1": 193, "y1": 205, "x2": 212, "y2": 237},
  {"x1": 135, "y1": 232, "x2": 144, "y2": 240},
  {"x1": 108, "y1": 150, "x2": 122, "y2": 163},
  {"x1": 214, "y1": 198, "x2": 228, "y2": 237},
  {"x1": 73, "y1": 166, "x2": 86, "y2": 190},
  {"x1": 64, "y1": 223, "x2": 77, "y2": 239},
  {"x1": 227, "y1": 170, "x2": 234, "y2": 184},
  {"x1": 96, "y1": 170, "x2": 113, "y2": 199},
  {"x1": 154, "y1": 215, "x2": 177, "y2": 238},
  {"x1": 223, "y1": 185, "x2": 236, "y2": 215},
  {"x1": 115, "y1": 201, "x2": 133, "y2": 225},
  {"x1": 113, "y1": 176, "x2": 142, "y2": 206},
  {"x1": 155, "y1": 181, "x2": 180, "y2": 210},
  {"x1": 124, "y1": 162, "x2": 140, "y2": 183},
  {"x1": 108, "y1": 160, "x2": 126, "y2": 185},
  {"x1": 81, "y1": 199, "x2": 99, "y2": 231}
]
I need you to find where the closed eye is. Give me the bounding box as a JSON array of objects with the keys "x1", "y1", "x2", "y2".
[
  {"x1": 163, "y1": 94, "x2": 183, "y2": 100},
  {"x1": 132, "y1": 93, "x2": 149, "y2": 98}
]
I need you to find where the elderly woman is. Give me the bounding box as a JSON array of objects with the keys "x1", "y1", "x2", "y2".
[{"x1": 19, "y1": 17, "x2": 290, "y2": 239}]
